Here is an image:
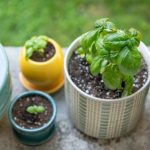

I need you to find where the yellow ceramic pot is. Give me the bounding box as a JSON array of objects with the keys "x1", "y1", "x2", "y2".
[{"x1": 19, "y1": 38, "x2": 64, "y2": 93}]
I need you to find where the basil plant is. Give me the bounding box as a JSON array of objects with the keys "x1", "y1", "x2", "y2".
[
  {"x1": 77, "y1": 18, "x2": 142, "y2": 97},
  {"x1": 25, "y1": 36, "x2": 49, "y2": 59},
  {"x1": 26, "y1": 105, "x2": 45, "y2": 115}
]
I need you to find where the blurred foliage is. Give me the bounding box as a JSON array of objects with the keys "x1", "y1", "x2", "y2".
[{"x1": 0, "y1": 0, "x2": 149, "y2": 46}]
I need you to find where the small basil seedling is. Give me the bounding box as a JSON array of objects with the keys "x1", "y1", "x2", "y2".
[
  {"x1": 78, "y1": 18, "x2": 142, "y2": 96},
  {"x1": 25, "y1": 36, "x2": 49, "y2": 59},
  {"x1": 26, "y1": 105, "x2": 45, "y2": 115}
]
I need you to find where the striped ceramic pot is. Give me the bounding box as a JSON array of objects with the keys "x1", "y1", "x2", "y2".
[{"x1": 64, "y1": 36, "x2": 150, "y2": 139}]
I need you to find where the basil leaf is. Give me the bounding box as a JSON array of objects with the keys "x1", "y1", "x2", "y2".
[
  {"x1": 38, "y1": 40, "x2": 47, "y2": 49},
  {"x1": 95, "y1": 38, "x2": 109, "y2": 57},
  {"x1": 90, "y1": 57, "x2": 101, "y2": 75},
  {"x1": 100, "y1": 59, "x2": 108, "y2": 73},
  {"x1": 118, "y1": 47, "x2": 142, "y2": 75},
  {"x1": 77, "y1": 47, "x2": 85, "y2": 57},
  {"x1": 25, "y1": 40, "x2": 33, "y2": 49},
  {"x1": 127, "y1": 38, "x2": 139, "y2": 48},
  {"x1": 122, "y1": 76, "x2": 134, "y2": 97},
  {"x1": 103, "y1": 21, "x2": 116, "y2": 33},
  {"x1": 103, "y1": 30, "x2": 128, "y2": 50},
  {"x1": 102, "y1": 65, "x2": 122, "y2": 90},
  {"x1": 86, "y1": 54, "x2": 93, "y2": 64},
  {"x1": 128, "y1": 28, "x2": 141, "y2": 41},
  {"x1": 127, "y1": 28, "x2": 141, "y2": 47},
  {"x1": 110, "y1": 50, "x2": 119, "y2": 63},
  {"x1": 80, "y1": 30, "x2": 98, "y2": 50},
  {"x1": 95, "y1": 18, "x2": 116, "y2": 34},
  {"x1": 94, "y1": 18, "x2": 109, "y2": 28},
  {"x1": 26, "y1": 47, "x2": 33, "y2": 58}
]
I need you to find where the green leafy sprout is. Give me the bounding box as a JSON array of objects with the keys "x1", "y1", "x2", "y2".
[
  {"x1": 25, "y1": 36, "x2": 49, "y2": 59},
  {"x1": 26, "y1": 105, "x2": 45, "y2": 115},
  {"x1": 77, "y1": 18, "x2": 142, "y2": 97}
]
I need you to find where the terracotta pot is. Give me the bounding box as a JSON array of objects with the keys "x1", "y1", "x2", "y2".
[
  {"x1": 0, "y1": 44, "x2": 12, "y2": 119},
  {"x1": 19, "y1": 38, "x2": 64, "y2": 93},
  {"x1": 64, "y1": 36, "x2": 150, "y2": 139}
]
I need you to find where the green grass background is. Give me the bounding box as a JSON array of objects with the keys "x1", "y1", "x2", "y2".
[{"x1": 0, "y1": 0, "x2": 149, "y2": 46}]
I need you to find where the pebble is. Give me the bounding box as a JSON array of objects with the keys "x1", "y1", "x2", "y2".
[
  {"x1": 46, "y1": 54, "x2": 49, "y2": 57},
  {"x1": 27, "y1": 120, "x2": 32, "y2": 123},
  {"x1": 87, "y1": 86, "x2": 91, "y2": 90},
  {"x1": 27, "y1": 98, "x2": 30, "y2": 102},
  {"x1": 32, "y1": 97, "x2": 35, "y2": 101},
  {"x1": 106, "y1": 92, "x2": 110, "y2": 96},
  {"x1": 45, "y1": 111, "x2": 48, "y2": 115},
  {"x1": 86, "y1": 66, "x2": 89, "y2": 71},
  {"x1": 19, "y1": 103, "x2": 23, "y2": 107},
  {"x1": 85, "y1": 90, "x2": 89, "y2": 94},
  {"x1": 81, "y1": 80, "x2": 84, "y2": 83},
  {"x1": 134, "y1": 78, "x2": 139, "y2": 83},
  {"x1": 14, "y1": 117, "x2": 17, "y2": 121},
  {"x1": 37, "y1": 122, "x2": 41, "y2": 126}
]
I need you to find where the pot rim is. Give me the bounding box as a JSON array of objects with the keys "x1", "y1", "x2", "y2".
[
  {"x1": 64, "y1": 36, "x2": 150, "y2": 102},
  {"x1": 8, "y1": 90, "x2": 57, "y2": 133},
  {"x1": 0, "y1": 44, "x2": 9, "y2": 91},
  {"x1": 21, "y1": 37, "x2": 62, "y2": 66}
]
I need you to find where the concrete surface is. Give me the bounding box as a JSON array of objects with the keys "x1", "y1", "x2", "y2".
[{"x1": 0, "y1": 46, "x2": 150, "y2": 150}]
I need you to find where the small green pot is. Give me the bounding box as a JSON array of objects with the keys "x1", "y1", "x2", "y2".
[
  {"x1": 0, "y1": 44, "x2": 12, "y2": 119},
  {"x1": 8, "y1": 91, "x2": 56, "y2": 146}
]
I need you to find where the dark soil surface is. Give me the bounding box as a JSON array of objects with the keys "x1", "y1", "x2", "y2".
[
  {"x1": 30, "y1": 42, "x2": 55, "y2": 62},
  {"x1": 12, "y1": 95, "x2": 52, "y2": 129},
  {"x1": 68, "y1": 51, "x2": 148, "y2": 99}
]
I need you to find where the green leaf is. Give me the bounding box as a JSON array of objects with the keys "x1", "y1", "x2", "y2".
[
  {"x1": 95, "y1": 38, "x2": 109, "y2": 57},
  {"x1": 110, "y1": 50, "x2": 119, "y2": 63},
  {"x1": 103, "y1": 21, "x2": 116, "y2": 33},
  {"x1": 95, "y1": 18, "x2": 116, "y2": 33},
  {"x1": 25, "y1": 36, "x2": 48, "y2": 59},
  {"x1": 38, "y1": 40, "x2": 47, "y2": 49},
  {"x1": 36, "y1": 106, "x2": 45, "y2": 113},
  {"x1": 25, "y1": 40, "x2": 33, "y2": 49},
  {"x1": 26, "y1": 47, "x2": 33, "y2": 58},
  {"x1": 80, "y1": 30, "x2": 98, "y2": 50},
  {"x1": 118, "y1": 47, "x2": 142, "y2": 75},
  {"x1": 103, "y1": 30, "x2": 128, "y2": 50},
  {"x1": 127, "y1": 28, "x2": 141, "y2": 47},
  {"x1": 102, "y1": 65, "x2": 122, "y2": 90},
  {"x1": 128, "y1": 28, "x2": 141, "y2": 41},
  {"x1": 90, "y1": 57, "x2": 102, "y2": 75},
  {"x1": 94, "y1": 18, "x2": 109, "y2": 28},
  {"x1": 26, "y1": 106, "x2": 35, "y2": 114},
  {"x1": 86, "y1": 54, "x2": 93, "y2": 64},
  {"x1": 122, "y1": 76, "x2": 134, "y2": 97},
  {"x1": 77, "y1": 47, "x2": 85, "y2": 56},
  {"x1": 26, "y1": 105, "x2": 45, "y2": 114},
  {"x1": 100, "y1": 59, "x2": 108, "y2": 73}
]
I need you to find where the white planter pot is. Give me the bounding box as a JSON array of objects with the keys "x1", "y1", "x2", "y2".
[{"x1": 64, "y1": 36, "x2": 150, "y2": 139}]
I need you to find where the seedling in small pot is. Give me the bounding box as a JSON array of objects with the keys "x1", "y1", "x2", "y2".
[
  {"x1": 26, "y1": 105, "x2": 45, "y2": 115},
  {"x1": 25, "y1": 36, "x2": 48, "y2": 59},
  {"x1": 77, "y1": 18, "x2": 142, "y2": 96},
  {"x1": 8, "y1": 91, "x2": 56, "y2": 145},
  {"x1": 19, "y1": 35, "x2": 64, "y2": 93},
  {"x1": 24, "y1": 36, "x2": 55, "y2": 62}
]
